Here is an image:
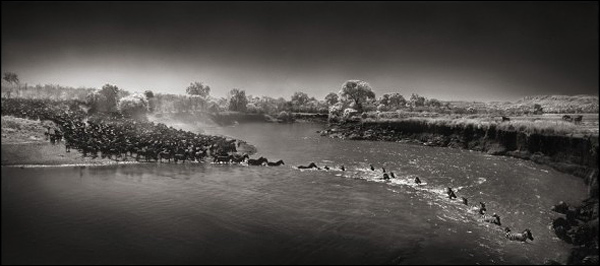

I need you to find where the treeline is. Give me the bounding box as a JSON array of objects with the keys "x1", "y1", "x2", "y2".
[
  {"x1": 151, "y1": 86, "x2": 330, "y2": 115},
  {"x1": 0, "y1": 76, "x2": 448, "y2": 121},
  {"x1": 150, "y1": 81, "x2": 447, "y2": 122},
  {"x1": 6, "y1": 71, "x2": 590, "y2": 124},
  {"x1": 1, "y1": 82, "x2": 96, "y2": 101}
]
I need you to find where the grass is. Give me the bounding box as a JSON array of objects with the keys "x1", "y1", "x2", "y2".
[
  {"x1": 496, "y1": 120, "x2": 578, "y2": 135},
  {"x1": 362, "y1": 112, "x2": 588, "y2": 136}
]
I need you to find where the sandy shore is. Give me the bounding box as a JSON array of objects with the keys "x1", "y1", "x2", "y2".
[{"x1": 1, "y1": 142, "x2": 141, "y2": 167}]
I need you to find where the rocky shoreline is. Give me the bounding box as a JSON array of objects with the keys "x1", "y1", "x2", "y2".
[
  {"x1": 548, "y1": 199, "x2": 599, "y2": 265},
  {"x1": 319, "y1": 120, "x2": 599, "y2": 265}
]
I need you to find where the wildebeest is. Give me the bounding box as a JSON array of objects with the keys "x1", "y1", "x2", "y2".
[
  {"x1": 231, "y1": 153, "x2": 250, "y2": 164},
  {"x1": 298, "y1": 162, "x2": 319, "y2": 169},
  {"x1": 267, "y1": 159, "x2": 285, "y2": 166},
  {"x1": 248, "y1": 157, "x2": 268, "y2": 166},
  {"x1": 446, "y1": 187, "x2": 457, "y2": 199},
  {"x1": 504, "y1": 227, "x2": 534, "y2": 242},
  {"x1": 478, "y1": 202, "x2": 487, "y2": 215},
  {"x1": 383, "y1": 173, "x2": 390, "y2": 180},
  {"x1": 501, "y1": 116, "x2": 510, "y2": 122},
  {"x1": 174, "y1": 153, "x2": 188, "y2": 163},
  {"x1": 415, "y1": 177, "x2": 422, "y2": 185},
  {"x1": 213, "y1": 154, "x2": 233, "y2": 164},
  {"x1": 159, "y1": 150, "x2": 174, "y2": 162},
  {"x1": 479, "y1": 213, "x2": 501, "y2": 226}
]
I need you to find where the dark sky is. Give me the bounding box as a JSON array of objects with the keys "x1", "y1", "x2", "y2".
[{"x1": 2, "y1": 1, "x2": 598, "y2": 101}]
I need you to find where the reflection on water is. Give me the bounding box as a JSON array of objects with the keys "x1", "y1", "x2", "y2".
[{"x1": 2, "y1": 123, "x2": 588, "y2": 264}]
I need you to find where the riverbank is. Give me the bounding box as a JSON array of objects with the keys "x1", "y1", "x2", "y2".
[{"x1": 319, "y1": 118, "x2": 598, "y2": 179}]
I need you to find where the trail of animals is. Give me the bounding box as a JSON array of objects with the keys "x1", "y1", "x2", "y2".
[
  {"x1": 291, "y1": 161, "x2": 535, "y2": 244},
  {"x1": 212, "y1": 156, "x2": 534, "y2": 243}
]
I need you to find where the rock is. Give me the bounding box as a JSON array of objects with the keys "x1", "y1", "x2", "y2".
[
  {"x1": 330, "y1": 133, "x2": 342, "y2": 139},
  {"x1": 552, "y1": 201, "x2": 570, "y2": 214},
  {"x1": 486, "y1": 143, "x2": 507, "y2": 155},
  {"x1": 348, "y1": 133, "x2": 361, "y2": 140},
  {"x1": 568, "y1": 246, "x2": 599, "y2": 265}
]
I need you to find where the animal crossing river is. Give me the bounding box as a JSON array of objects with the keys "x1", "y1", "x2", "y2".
[{"x1": 2, "y1": 123, "x2": 588, "y2": 264}]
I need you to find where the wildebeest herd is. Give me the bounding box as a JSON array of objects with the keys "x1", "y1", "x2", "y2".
[{"x1": 1, "y1": 98, "x2": 281, "y2": 165}]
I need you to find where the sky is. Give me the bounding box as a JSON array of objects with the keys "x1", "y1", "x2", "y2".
[{"x1": 1, "y1": 1, "x2": 598, "y2": 101}]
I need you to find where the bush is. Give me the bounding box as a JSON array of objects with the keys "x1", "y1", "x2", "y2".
[{"x1": 277, "y1": 111, "x2": 293, "y2": 122}]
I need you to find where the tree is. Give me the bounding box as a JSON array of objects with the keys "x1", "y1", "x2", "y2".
[
  {"x1": 325, "y1": 92, "x2": 339, "y2": 106},
  {"x1": 207, "y1": 101, "x2": 221, "y2": 113},
  {"x1": 186, "y1": 82, "x2": 211, "y2": 98},
  {"x1": 256, "y1": 96, "x2": 278, "y2": 114},
  {"x1": 246, "y1": 103, "x2": 259, "y2": 114},
  {"x1": 3, "y1": 72, "x2": 19, "y2": 85},
  {"x1": 339, "y1": 80, "x2": 375, "y2": 112},
  {"x1": 277, "y1": 111, "x2": 293, "y2": 123},
  {"x1": 86, "y1": 91, "x2": 104, "y2": 113},
  {"x1": 144, "y1": 90, "x2": 155, "y2": 112},
  {"x1": 378, "y1": 93, "x2": 406, "y2": 110},
  {"x1": 144, "y1": 90, "x2": 154, "y2": 99},
  {"x1": 100, "y1": 84, "x2": 119, "y2": 112},
  {"x1": 427, "y1": 98, "x2": 442, "y2": 108},
  {"x1": 409, "y1": 93, "x2": 426, "y2": 107},
  {"x1": 228, "y1": 88, "x2": 248, "y2": 112},
  {"x1": 291, "y1": 91, "x2": 310, "y2": 111},
  {"x1": 186, "y1": 82, "x2": 210, "y2": 111}
]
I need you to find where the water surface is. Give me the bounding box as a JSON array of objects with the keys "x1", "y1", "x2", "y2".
[{"x1": 2, "y1": 123, "x2": 587, "y2": 264}]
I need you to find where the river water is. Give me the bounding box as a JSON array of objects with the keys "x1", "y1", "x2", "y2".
[{"x1": 1, "y1": 123, "x2": 588, "y2": 264}]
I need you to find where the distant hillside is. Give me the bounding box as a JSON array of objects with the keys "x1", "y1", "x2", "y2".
[
  {"x1": 444, "y1": 95, "x2": 598, "y2": 114},
  {"x1": 513, "y1": 95, "x2": 599, "y2": 113}
]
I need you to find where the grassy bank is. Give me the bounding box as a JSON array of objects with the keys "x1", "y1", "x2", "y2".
[{"x1": 360, "y1": 112, "x2": 598, "y2": 136}]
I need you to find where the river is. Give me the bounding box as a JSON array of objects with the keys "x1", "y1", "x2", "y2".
[{"x1": 1, "y1": 122, "x2": 588, "y2": 264}]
